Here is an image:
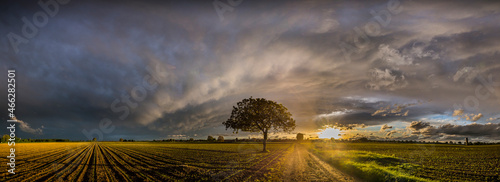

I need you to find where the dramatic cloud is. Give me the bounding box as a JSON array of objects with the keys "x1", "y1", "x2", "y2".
[
  {"x1": 487, "y1": 117, "x2": 500, "y2": 121},
  {"x1": 317, "y1": 110, "x2": 353, "y2": 118},
  {"x1": 452, "y1": 109, "x2": 484, "y2": 121},
  {"x1": 372, "y1": 108, "x2": 388, "y2": 116},
  {"x1": 366, "y1": 68, "x2": 408, "y2": 91},
  {"x1": 452, "y1": 109, "x2": 464, "y2": 116},
  {"x1": 0, "y1": 0, "x2": 499, "y2": 141},
  {"x1": 319, "y1": 123, "x2": 366, "y2": 131},
  {"x1": 455, "y1": 112, "x2": 484, "y2": 121},
  {"x1": 411, "y1": 123, "x2": 500, "y2": 140},
  {"x1": 378, "y1": 44, "x2": 413, "y2": 66},
  {"x1": 386, "y1": 130, "x2": 398, "y2": 137},
  {"x1": 453, "y1": 67, "x2": 479, "y2": 84},
  {"x1": 434, "y1": 123, "x2": 500, "y2": 138},
  {"x1": 380, "y1": 124, "x2": 393, "y2": 131},
  {"x1": 12, "y1": 117, "x2": 43, "y2": 135},
  {"x1": 470, "y1": 113, "x2": 483, "y2": 122},
  {"x1": 409, "y1": 121, "x2": 431, "y2": 131},
  {"x1": 372, "y1": 101, "x2": 422, "y2": 116}
]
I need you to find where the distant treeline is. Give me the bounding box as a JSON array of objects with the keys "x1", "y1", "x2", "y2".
[
  {"x1": 1, "y1": 135, "x2": 85, "y2": 143},
  {"x1": 17, "y1": 139, "x2": 74, "y2": 142},
  {"x1": 150, "y1": 138, "x2": 297, "y2": 143},
  {"x1": 3, "y1": 134, "x2": 498, "y2": 145},
  {"x1": 313, "y1": 137, "x2": 500, "y2": 145},
  {"x1": 119, "y1": 138, "x2": 135, "y2": 142}
]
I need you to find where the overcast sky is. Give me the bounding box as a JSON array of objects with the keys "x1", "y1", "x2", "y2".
[{"x1": 1, "y1": 0, "x2": 499, "y2": 141}]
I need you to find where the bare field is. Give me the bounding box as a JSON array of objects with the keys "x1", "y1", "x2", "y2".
[
  {"x1": 2, "y1": 142, "x2": 499, "y2": 181},
  {"x1": 0, "y1": 142, "x2": 293, "y2": 181}
]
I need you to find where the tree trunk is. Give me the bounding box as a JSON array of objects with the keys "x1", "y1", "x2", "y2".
[{"x1": 263, "y1": 131, "x2": 268, "y2": 152}]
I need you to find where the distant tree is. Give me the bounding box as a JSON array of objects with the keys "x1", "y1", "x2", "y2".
[
  {"x1": 119, "y1": 138, "x2": 124, "y2": 142},
  {"x1": 207, "y1": 136, "x2": 215, "y2": 142},
  {"x1": 218, "y1": 136, "x2": 224, "y2": 142},
  {"x1": 358, "y1": 137, "x2": 369, "y2": 142},
  {"x1": 223, "y1": 97, "x2": 296, "y2": 152},
  {"x1": 296, "y1": 133, "x2": 304, "y2": 141},
  {"x1": 189, "y1": 138, "x2": 194, "y2": 142},
  {"x1": 1, "y1": 134, "x2": 9, "y2": 143},
  {"x1": 92, "y1": 138, "x2": 97, "y2": 142}
]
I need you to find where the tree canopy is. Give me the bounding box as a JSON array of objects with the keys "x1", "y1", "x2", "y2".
[{"x1": 223, "y1": 97, "x2": 295, "y2": 151}]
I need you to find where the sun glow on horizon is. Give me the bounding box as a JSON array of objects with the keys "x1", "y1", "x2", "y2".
[{"x1": 318, "y1": 127, "x2": 342, "y2": 139}]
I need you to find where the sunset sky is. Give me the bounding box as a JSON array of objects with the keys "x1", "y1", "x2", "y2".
[{"x1": 1, "y1": 0, "x2": 500, "y2": 141}]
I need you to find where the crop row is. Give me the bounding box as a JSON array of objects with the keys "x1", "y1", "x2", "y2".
[{"x1": 0, "y1": 142, "x2": 293, "y2": 181}]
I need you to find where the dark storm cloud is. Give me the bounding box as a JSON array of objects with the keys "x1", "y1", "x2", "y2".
[
  {"x1": 435, "y1": 123, "x2": 500, "y2": 138},
  {"x1": 312, "y1": 97, "x2": 438, "y2": 131},
  {"x1": 1, "y1": 0, "x2": 500, "y2": 140},
  {"x1": 409, "y1": 121, "x2": 431, "y2": 131},
  {"x1": 409, "y1": 122, "x2": 500, "y2": 140}
]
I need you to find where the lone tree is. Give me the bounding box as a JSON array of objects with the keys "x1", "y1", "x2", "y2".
[{"x1": 223, "y1": 97, "x2": 296, "y2": 152}]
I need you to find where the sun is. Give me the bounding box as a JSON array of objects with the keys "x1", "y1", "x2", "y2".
[{"x1": 318, "y1": 127, "x2": 342, "y2": 139}]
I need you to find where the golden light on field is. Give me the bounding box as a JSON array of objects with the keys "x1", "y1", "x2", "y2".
[{"x1": 318, "y1": 127, "x2": 342, "y2": 139}]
